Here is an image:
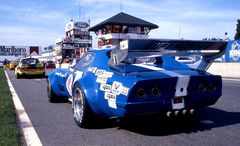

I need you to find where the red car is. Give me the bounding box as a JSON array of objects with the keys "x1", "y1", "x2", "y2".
[{"x1": 45, "y1": 61, "x2": 55, "y2": 69}]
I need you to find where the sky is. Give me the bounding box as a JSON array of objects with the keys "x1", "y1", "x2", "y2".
[{"x1": 0, "y1": 0, "x2": 239, "y2": 48}]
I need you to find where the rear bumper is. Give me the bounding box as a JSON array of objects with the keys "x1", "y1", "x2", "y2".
[
  {"x1": 16, "y1": 69, "x2": 45, "y2": 75},
  {"x1": 4, "y1": 65, "x2": 10, "y2": 69},
  {"x1": 122, "y1": 95, "x2": 220, "y2": 116},
  {"x1": 109, "y1": 90, "x2": 221, "y2": 118},
  {"x1": 115, "y1": 75, "x2": 223, "y2": 117}
]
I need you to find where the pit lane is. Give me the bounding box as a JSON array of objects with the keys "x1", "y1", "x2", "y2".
[{"x1": 6, "y1": 69, "x2": 240, "y2": 146}]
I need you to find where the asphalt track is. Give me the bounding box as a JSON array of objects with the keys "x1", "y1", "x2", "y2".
[{"x1": 6, "y1": 69, "x2": 240, "y2": 146}]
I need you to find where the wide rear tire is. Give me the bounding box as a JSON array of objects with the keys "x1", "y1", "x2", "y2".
[
  {"x1": 72, "y1": 84, "x2": 96, "y2": 128},
  {"x1": 47, "y1": 79, "x2": 58, "y2": 103}
]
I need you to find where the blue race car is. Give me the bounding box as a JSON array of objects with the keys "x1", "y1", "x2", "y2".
[{"x1": 47, "y1": 39, "x2": 227, "y2": 128}]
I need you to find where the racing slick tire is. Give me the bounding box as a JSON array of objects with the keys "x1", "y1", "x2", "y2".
[
  {"x1": 72, "y1": 84, "x2": 96, "y2": 128},
  {"x1": 41, "y1": 72, "x2": 46, "y2": 78},
  {"x1": 47, "y1": 79, "x2": 58, "y2": 103}
]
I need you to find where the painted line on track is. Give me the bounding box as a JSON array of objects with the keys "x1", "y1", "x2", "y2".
[
  {"x1": 223, "y1": 78, "x2": 240, "y2": 82},
  {"x1": 4, "y1": 70, "x2": 43, "y2": 146}
]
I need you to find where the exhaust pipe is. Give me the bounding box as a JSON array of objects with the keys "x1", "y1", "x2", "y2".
[
  {"x1": 182, "y1": 109, "x2": 188, "y2": 115},
  {"x1": 174, "y1": 110, "x2": 180, "y2": 116},
  {"x1": 166, "y1": 111, "x2": 172, "y2": 117},
  {"x1": 167, "y1": 109, "x2": 194, "y2": 117},
  {"x1": 190, "y1": 109, "x2": 195, "y2": 114}
]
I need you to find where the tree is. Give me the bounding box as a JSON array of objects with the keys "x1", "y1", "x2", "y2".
[{"x1": 234, "y1": 19, "x2": 240, "y2": 40}]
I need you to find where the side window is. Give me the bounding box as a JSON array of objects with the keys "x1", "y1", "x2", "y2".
[{"x1": 74, "y1": 53, "x2": 95, "y2": 71}]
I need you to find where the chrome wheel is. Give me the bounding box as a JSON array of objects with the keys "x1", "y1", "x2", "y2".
[
  {"x1": 72, "y1": 84, "x2": 96, "y2": 128},
  {"x1": 73, "y1": 87, "x2": 84, "y2": 123}
]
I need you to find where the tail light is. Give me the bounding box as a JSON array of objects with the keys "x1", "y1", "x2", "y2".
[
  {"x1": 152, "y1": 87, "x2": 160, "y2": 96},
  {"x1": 137, "y1": 88, "x2": 145, "y2": 98},
  {"x1": 199, "y1": 83, "x2": 207, "y2": 92},
  {"x1": 209, "y1": 83, "x2": 217, "y2": 91}
]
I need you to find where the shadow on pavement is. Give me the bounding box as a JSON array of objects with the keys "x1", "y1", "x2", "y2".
[
  {"x1": 85, "y1": 107, "x2": 240, "y2": 136},
  {"x1": 115, "y1": 107, "x2": 240, "y2": 136},
  {"x1": 15, "y1": 75, "x2": 47, "y2": 79}
]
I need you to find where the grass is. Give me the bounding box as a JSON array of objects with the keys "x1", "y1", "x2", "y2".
[{"x1": 0, "y1": 68, "x2": 21, "y2": 146}]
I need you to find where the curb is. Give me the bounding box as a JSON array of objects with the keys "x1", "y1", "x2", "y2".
[{"x1": 4, "y1": 70, "x2": 43, "y2": 146}]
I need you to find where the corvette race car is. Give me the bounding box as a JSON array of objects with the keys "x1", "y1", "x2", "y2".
[
  {"x1": 47, "y1": 39, "x2": 227, "y2": 128},
  {"x1": 45, "y1": 60, "x2": 56, "y2": 69},
  {"x1": 15, "y1": 57, "x2": 45, "y2": 78}
]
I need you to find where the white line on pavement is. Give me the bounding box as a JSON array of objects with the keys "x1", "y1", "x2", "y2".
[
  {"x1": 4, "y1": 70, "x2": 43, "y2": 146},
  {"x1": 223, "y1": 78, "x2": 240, "y2": 82}
]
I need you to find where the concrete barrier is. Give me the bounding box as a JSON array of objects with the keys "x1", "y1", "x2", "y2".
[{"x1": 207, "y1": 62, "x2": 240, "y2": 78}]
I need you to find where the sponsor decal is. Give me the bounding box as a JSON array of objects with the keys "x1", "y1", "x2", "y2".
[
  {"x1": 55, "y1": 72, "x2": 67, "y2": 77},
  {"x1": 230, "y1": 41, "x2": 240, "y2": 61},
  {"x1": 111, "y1": 81, "x2": 122, "y2": 95},
  {"x1": 121, "y1": 86, "x2": 129, "y2": 96},
  {"x1": 108, "y1": 100, "x2": 117, "y2": 109},
  {"x1": 100, "y1": 84, "x2": 111, "y2": 92},
  {"x1": 87, "y1": 67, "x2": 98, "y2": 73},
  {"x1": 103, "y1": 71, "x2": 113, "y2": 78},
  {"x1": 87, "y1": 67, "x2": 93, "y2": 72},
  {"x1": 92, "y1": 67, "x2": 98, "y2": 73},
  {"x1": 120, "y1": 40, "x2": 128, "y2": 50},
  {"x1": 105, "y1": 92, "x2": 117, "y2": 109},
  {"x1": 95, "y1": 69, "x2": 106, "y2": 76},
  {"x1": 70, "y1": 68, "x2": 74, "y2": 72},
  {"x1": 94, "y1": 68, "x2": 114, "y2": 78},
  {"x1": 96, "y1": 76, "x2": 108, "y2": 84},
  {"x1": 104, "y1": 92, "x2": 116, "y2": 101},
  {"x1": 66, "y1": 74, "x2": 73, "y2": 96}
]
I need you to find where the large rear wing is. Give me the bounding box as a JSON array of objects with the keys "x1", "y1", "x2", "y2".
[{"x1": 109, "y1": 39, "x2": 227, "y2": 71}]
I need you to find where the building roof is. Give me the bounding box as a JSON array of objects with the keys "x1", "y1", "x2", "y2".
[{"x1": 89, "y1": 12, "x2": 159, "y2": 31}]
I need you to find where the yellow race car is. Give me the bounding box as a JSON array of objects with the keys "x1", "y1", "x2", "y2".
[
  {"x1": 10, "y1": 61, "x2": 19, "y2": 70},
  {"x1": 3, "y1": 63, "x2": 10, "y2": 70},
  {"x1": 15, "y1": 58, "x2": 45, "y2": 78}
]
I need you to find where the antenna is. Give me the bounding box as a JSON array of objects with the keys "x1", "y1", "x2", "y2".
[
  {"x1": 79, "y1": 1, "x2": 81, "y2": 20},
  {"x1": 120, "y1": 0, "x2": 123, "y2": 12}
]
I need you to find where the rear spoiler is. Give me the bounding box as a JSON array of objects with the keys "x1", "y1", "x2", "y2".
[{"x1": 109, "y1": 39, "x2": 228, "y2": 71}]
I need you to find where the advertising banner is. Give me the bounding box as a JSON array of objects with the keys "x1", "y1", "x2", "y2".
[
  {"x1": 0, "y1": 46, "x2": 28, "y2": 56},
  {"x1": 214, "y1": 40, "x2": 240, "y2": 62},
  {"x1": 65, "y1": 21, "x2": 89, "y2": 32},
  {"x1": 225, "y1": 40, "x2": 240, "y2": 62},
  {"x1": 0, "y1": 45, "x2": 41, "y2": 56}
]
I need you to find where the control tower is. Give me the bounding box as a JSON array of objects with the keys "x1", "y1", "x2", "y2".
[{"x1": 89, "y1": 12, "x2": 158, "y2": 49}]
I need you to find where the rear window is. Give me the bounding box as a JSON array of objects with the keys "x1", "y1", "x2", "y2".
[{"x1": 21, "y1": 58, "x2": 39, "y2": 64}]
